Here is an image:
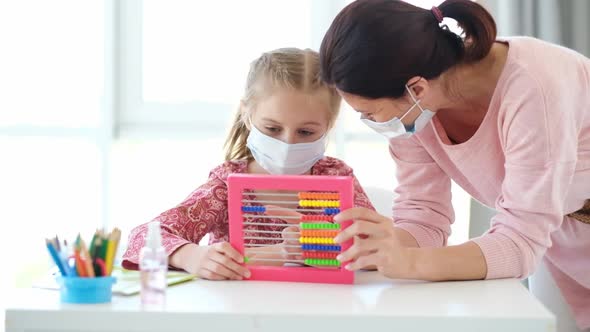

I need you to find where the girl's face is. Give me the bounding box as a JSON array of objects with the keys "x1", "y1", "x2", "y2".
[{"x1": 248, "y1": 89, "x2": 332, "y2": 144}]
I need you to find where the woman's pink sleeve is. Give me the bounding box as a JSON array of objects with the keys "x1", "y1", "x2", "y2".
[{"x1": 389, "y1": 137, "x2": 455, "y2": 248}]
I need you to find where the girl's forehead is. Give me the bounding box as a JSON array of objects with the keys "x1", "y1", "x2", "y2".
[{"x1": 253, "y1": 90, "x2": 334, "y2": 121}]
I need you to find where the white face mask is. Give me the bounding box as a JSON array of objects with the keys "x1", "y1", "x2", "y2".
[
  {"x1": 361, "y1": 85, "x2": 435, "y2": 139},
  {"x1": 246, "y1": 125, "x2": 326, "y2": 175}
]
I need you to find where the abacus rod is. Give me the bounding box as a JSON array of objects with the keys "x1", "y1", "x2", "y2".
[
  {"x1": 242, "y1": 221, "x2": 338, "y2": 227},
  {"x1": 242, "y1": 192, "x2": 299, "y2": 197},
  {"x1": 243, "y1": 208, "x2": 335, "y2": 213},
  {"x1": 246, "y1": 250, "x2": 301, "y2": 255},
  {"x1": 246, "y1": 258, "x2": 305, "y2": 263},
  {"x1": 243, "y1": 192, "x2": 339, "y2": 197},
  {"x1": 243, "y1": 229, "x2": 299, "y2": 235},
  {"x1": 243, "y1": 236, "x2": 289, "y2": 241},
  {"x1": 242, "y1": 199, "x2": 337, "y2": 205},
  {"x1": 242, "y1": 199, "x2": 300, "y2": 204},
  {"x1": 242, "y1": 221, "x2": 292, "y2": 227},
  {"x1": 242, "y1": 215, "x2": 300, "y2": 220},
  {"x1": 244, "y1": 243, "x2": 301, "y2": 248}
]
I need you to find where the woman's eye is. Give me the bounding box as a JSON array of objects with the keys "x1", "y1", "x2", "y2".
[
  {"x1": 265, "y1": 127, "x2": 280, "y2": 133},
  {"x1": 298, "y1": 129, "x2": 314, "y2": 136}
]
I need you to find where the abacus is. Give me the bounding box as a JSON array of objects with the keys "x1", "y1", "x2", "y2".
[{"x1": 228, "y1": 174, "x2": 354, "y2": 284}]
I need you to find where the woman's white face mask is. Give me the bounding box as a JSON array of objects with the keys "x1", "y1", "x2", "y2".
[
  {"x1": 246, "y1": 125, "x2": 326, "y2": 175},
  {"x1": 361, "y1": 85, "x2": 435, "y2": 139}
]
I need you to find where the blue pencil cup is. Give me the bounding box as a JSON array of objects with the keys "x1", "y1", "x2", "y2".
[{"x1": 57, "y1": 276, "x2": 117, "y2": 304}]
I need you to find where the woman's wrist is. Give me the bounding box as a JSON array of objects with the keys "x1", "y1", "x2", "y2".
[
  {"x1": 405, "y1": 242, "x2": 488, "y2": 281},
  {"x1": 392, "y1": 227, "x2": 419, "y2": 248}
]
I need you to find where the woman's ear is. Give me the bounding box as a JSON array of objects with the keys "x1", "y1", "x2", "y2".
[{"x1": 406, "y1": 76, "x2": 430, "y2": 101}]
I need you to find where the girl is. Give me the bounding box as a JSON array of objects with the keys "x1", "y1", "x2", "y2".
[{"x1": 122, "y1": 48, "x2": 374, "y2": 281}]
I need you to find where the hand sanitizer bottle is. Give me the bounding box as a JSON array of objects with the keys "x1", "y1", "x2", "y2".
[{"x1": 139, "y1": 221, "x2": 167, "y2": 309}]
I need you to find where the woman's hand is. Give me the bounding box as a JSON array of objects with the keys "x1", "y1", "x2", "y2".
[
  {"x1": 170, "y1": 242, "x2": 251, "y2": 280},
  {"x1": 333, "y1": 207, "x2": 415, "y2": 279}
]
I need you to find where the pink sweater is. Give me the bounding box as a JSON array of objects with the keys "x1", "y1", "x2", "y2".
[{"x1": 390, "y1": 37, "x2": 590, "y2": 329}]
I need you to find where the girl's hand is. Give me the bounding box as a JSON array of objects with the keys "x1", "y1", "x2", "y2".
[
  {"x1": 333, "y1": 207, "x2": 414, "y2": 279},
  {"x1": 281, "y1": 225, "x2": 303, "y2": 260},
  {"x1": 172, "y1": 242, "x2": 251, "y2": 280},
  {"x1": 265, "y1": 205, "x2": 303, "y2": 259}
]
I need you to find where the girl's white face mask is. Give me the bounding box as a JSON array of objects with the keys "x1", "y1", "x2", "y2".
[
  {"x1": 361, "y1": 85, "x2": 435, "y2": 139},
  {"x1": 246, "y1": 125, "x2": 326, "y2": 175}
]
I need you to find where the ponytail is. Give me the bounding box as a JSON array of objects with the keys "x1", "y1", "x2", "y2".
[
  {"x1": 439, "y1": 0, "x2": 497, "y2": 62},
  {"x1": 223, "y1": 109, "x2": 251, "y2": 161}
]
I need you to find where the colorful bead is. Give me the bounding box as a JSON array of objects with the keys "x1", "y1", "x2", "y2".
[
  {"x1": 300, "y1": 215, "x2": 334, "y2": 222},
  {"x1": 299, "y1": 200, "x2": 340, "y2": 208},
  {"x1": 300, "y1": 222, "x2": 340, "y2": 230},
  {"x1": 298, "y1": 192, "x2": 340, "y2": 200},
  {"x1": 300, "y1": 230, "x2": 339, "y2": 237},
  {"x1": 299, "y1": 237, "x2": 336, "y2": 244},
  {"x1": 302, "y1": 251, "x2": 339, "y2": 259},
  {"x1": 241, "y1": 206, "x2": 266, "y2": 213},
  {"x1": 304, "y1": 258, "x2": 341, "y2": 266},
  {"x1": 324, "y1": 208, "x2": 340, "y2": 215},
  {"x1": 301, "y1": 244, "x2": 341, "y2": 251}
]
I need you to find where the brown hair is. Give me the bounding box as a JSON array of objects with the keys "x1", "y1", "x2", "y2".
[
  {"x1": 224, "y1": 48, "x2": 341, "y2": 161},
  {"x1": 320, "y1": 0, "x2": 497, "y2": 98}
]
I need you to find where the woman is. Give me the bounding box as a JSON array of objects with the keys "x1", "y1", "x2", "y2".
[{"x1": 320, "y1": 0, "x2": 589, "y2": 331}]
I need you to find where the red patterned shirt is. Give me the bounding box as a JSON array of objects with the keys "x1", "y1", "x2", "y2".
[{"x1": 122, "y1": 157, "x2": 375, "y2": 269}]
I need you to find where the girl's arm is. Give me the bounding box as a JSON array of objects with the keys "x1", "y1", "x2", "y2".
[{"x1": 122, "y1": 175, "x2": 227, "y2": 270}]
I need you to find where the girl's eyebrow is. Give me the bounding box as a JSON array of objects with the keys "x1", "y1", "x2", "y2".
[
  {"x1": 261, "y1": 118, "x2": 281, "y2": 124},
  {"x1": 301, "y1": 121, "x2": 321, "y2": 126}
]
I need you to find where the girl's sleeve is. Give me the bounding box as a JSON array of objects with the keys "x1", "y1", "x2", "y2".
[
  {"x1": 352, "y1": 175, "x2": 376, "y2": 210},
  {"x1": 122, "y1": 174, "x2": 228, "y2": 270}
]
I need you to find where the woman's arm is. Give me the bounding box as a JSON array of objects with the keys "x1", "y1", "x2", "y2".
[
  {"x1": 334, "y1": 207, "x2": 485, "y2": 280},
  {"x1": 336, "y1": 77, "x2": 578, "y2": 281}
]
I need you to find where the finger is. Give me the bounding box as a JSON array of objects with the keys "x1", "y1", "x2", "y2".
[
  {"x1": 210, "y1": 250, "x2": 250, "y2": 278},
  {"x1": 264, "y1": 205, "x2": 303, "y2": 224},
  {"x1": 344, "y1": 254, "x2": 379, "y2": 272},
  {"x1": 336, "y1": 238, "x2": 379, "y2": 263},
  {"x1": 215, "y1": 242, "x2": 244, "y2": 263},
  {"x1": 282, "y1": 225, "x2": 300, "y2": 237},
  {"x1": 333, "y1": 207, "x2": 391, "y2": 225},
  {"x1": 281, "y1": 246, "x2": 302, "y2": 259},
  {"x1": 199, "y1": 266, "x2": 231, "y2": 280},
  {"x1": 205, "y1": 256, "x2": 244, "y2": 280},
  {"x1": 334, "y1": 220, "x2": 382, "y2": 243}
]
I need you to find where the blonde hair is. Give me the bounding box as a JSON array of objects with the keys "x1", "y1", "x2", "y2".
[{"x1": 223, "y1": 48, "x2": 342, "y2": 161}]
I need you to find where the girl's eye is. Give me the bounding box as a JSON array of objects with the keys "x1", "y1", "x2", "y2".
[
  {"x1": 265, "y1": 127, "x2": 280, "y2": 133},
  {"x1": 298, "y1": 129, "x2": 314, "y2": 136}
]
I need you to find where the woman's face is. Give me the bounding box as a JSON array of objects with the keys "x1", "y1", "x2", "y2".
[{"x1": 337, "y1": 89, "x2": 423, "y2": 127}]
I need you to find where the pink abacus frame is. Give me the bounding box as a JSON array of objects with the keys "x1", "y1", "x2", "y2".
[{"x1": 228, "y1": 174, "x2": 354, "y2": 284}]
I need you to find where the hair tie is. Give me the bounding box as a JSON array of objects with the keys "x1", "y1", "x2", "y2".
[{"x1": 431, "y1": 6, "x2": 444, "y2": 23}]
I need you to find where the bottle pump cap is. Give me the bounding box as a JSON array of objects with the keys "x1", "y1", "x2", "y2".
[{"x1": 146, "y1": 221, "x2": 163, "y2": 250}]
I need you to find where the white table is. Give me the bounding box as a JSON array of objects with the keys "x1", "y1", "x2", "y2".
[{"x1": 5, "y1": 271, "x2": 554, "y2": 332}]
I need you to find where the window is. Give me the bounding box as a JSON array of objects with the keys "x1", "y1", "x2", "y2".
[
  {"x1": 0, "y1": 0, "x2": 108, "y2": 320},
  {"x1": 1, "y1": 3, "x2": 472, "y2": 314}
]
